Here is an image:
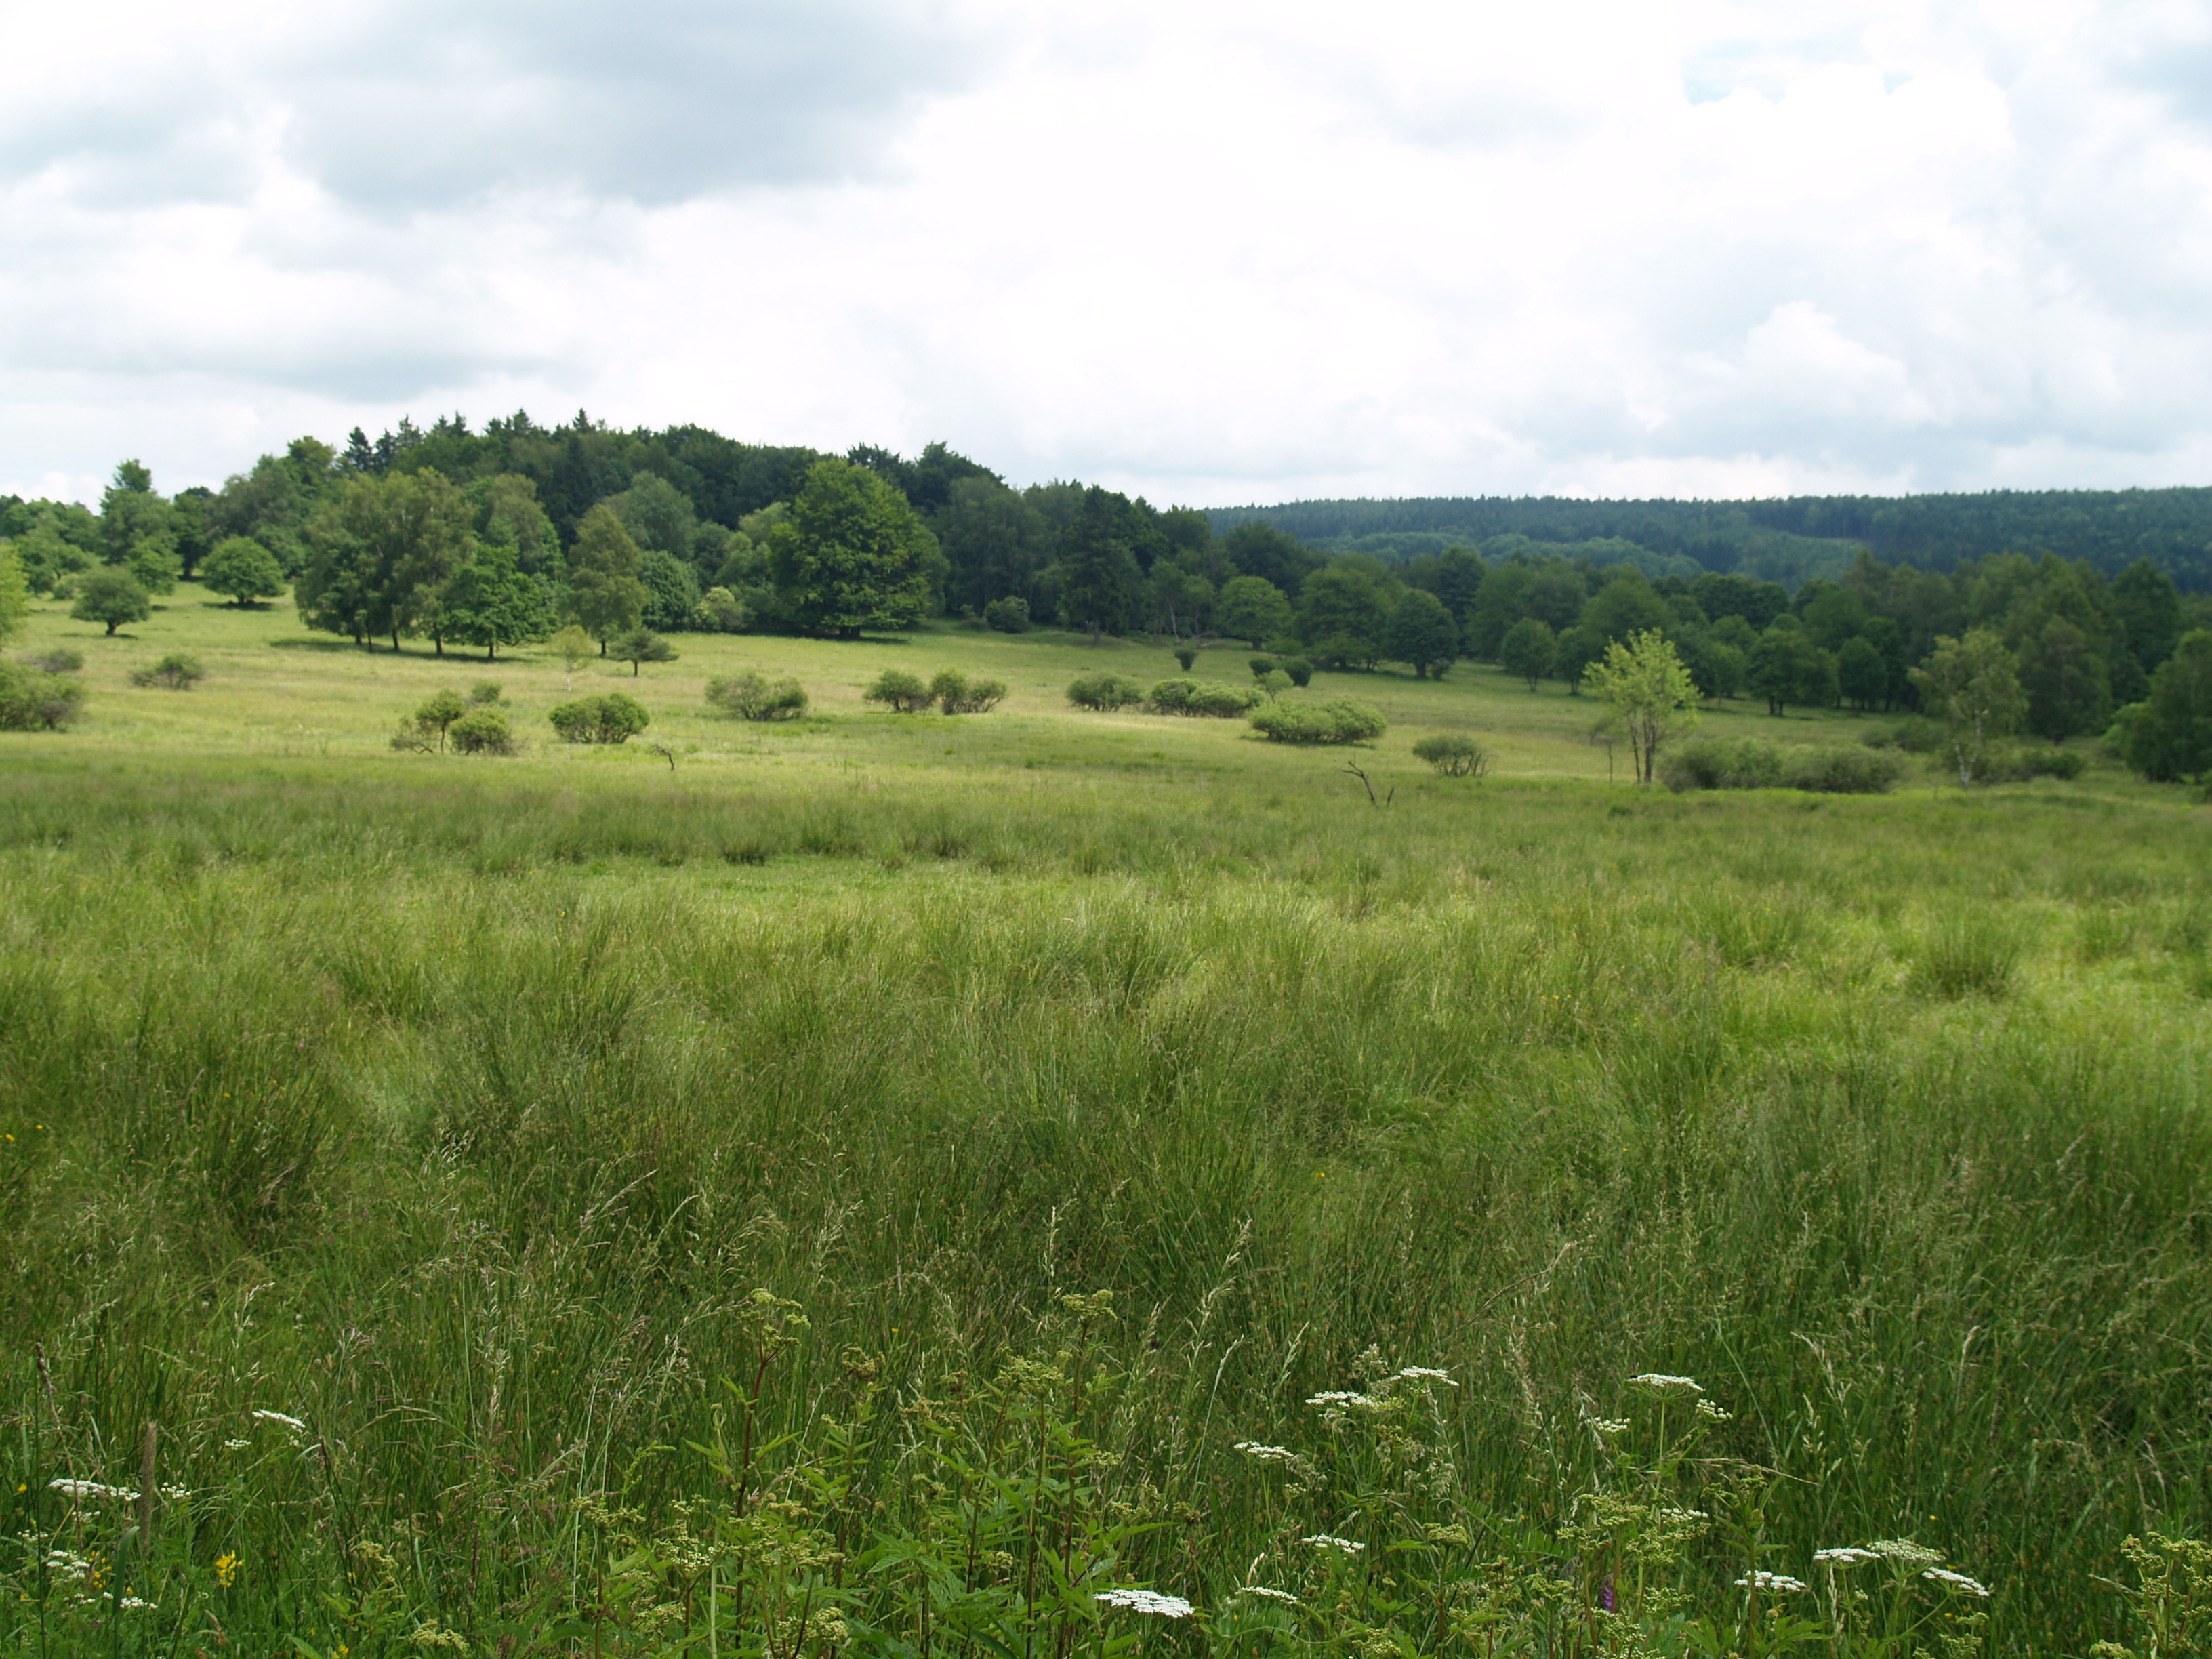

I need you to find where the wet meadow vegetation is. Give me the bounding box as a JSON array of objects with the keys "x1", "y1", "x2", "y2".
[{"x1": 2, "y1": 594, "x2": 2209, "y2": 1656}]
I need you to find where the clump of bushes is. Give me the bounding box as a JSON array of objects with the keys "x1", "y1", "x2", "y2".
[
  {"x1": 0, "y1": 661, "x2": 85, "y2": 730},
  {"x1": 1279, "y1": 656, "x2": 1313, "y2": 687},
  {"x1": 1248, "y1": 697, "x2": 1386, "y2": 745},
  {"x1": 1147, "y1": 678, "x2": 1263, "y2": 718},
  {"x1": 549, "y1": 692, "x2": 650, "y2": 745},
  {"x1": 129, "y1": 651, "x2": 207, "y2": 691},
  {"x1": 1661, "y1": 737, "x2": 1905, "y2": 794},
  {"x1": 983, "y1": 596, "x2": 1031, "y2": 633},
  {"x1": 1066, "y1": 671, "x2": 1147, "y2": 711},
  {"x1": 929, "y1": 670, "x2": 1006, "y2": 714},
  {"x1": 706, "y1": 671, "x2": 810, "y2": 722},
  {"x1": 864, "y1": 669, "x2": 934, "y2": 713},
  {"x1": 1984, "y1": 745, "x2": 2087, "y2": 782},
  {"x1": 449, "y1": 708, "x2": 517, "y2": 755},
  {"x1": 21, "y1": 648, "x2": 83, "y2": 674},
  {"x1": 470, "y1": 682, "x2": 502, "y2": 706},
  {"x1": 392, "y1": 689, "x2": 468, "y2": 752},
  {"x1": 1412, "y1": 733, "x2": 1490, "y2": 777}
]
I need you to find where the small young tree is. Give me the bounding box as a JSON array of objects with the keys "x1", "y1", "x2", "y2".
[
  {"x1": 1386, "y1": 589, "x2": 1460, "y2": 678},
  {"x1": 0, "y1": 662, "x2": 86, "y2": 730},
  {"x1": 548, "y1": 692, "x2": 650, "y2": 744},
  {"x1": 2114, "y1": 628, "x2": 2212, "y2": 785},
  {"x1": 864, "y1": 668, "x2": 933, "y2": 712},
  {"x1": 1910, "y1": 629, "x2": 2027, "y2": 787},
  {"x1": 1498, "y1": 618, "x2": 1557, "y2": 691},
  {"x1": 548, "y1": 624, "x2": 595, "y2": 691},
  {"x1": 411, "y1": 689, "x2": 468, "y2": 752},
  {"x1": 71, "y1": 567, "x2": 152, "y2": 636},
  {"x1": 1584, "y1": 630, "x2": 1700, "y2": 783},
  {"x1": 200, "y1": 536, "x2": 286, "y2": 607},
  {"x1": 611, "y1": 628, "x2": 678, "y2": 678}
]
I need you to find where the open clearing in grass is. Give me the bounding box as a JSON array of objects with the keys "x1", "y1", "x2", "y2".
[{"x1": 2, "y1": 588, "x2": 2208, "y2": 1656}]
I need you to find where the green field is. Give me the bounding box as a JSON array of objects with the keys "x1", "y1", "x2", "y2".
[{"x1": 3, "y1": 592, "x2": 2209, "y2": 1657}]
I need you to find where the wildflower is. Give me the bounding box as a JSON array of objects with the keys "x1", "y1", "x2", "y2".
[
  {"x1": 1233, "y1": 1442, "x2": 1296, "y2": 1462},
  {"x1": 1814, "y1": 1547, "x2": 1883, "y2": 1567},
  {"x1": 48, "y1": 1479, "x2": 135, "y2": 1502},
  {"x1": 1587, "y1": 1418, "x2": 1631, "y2": 1437},
  {"x1": 1094, "y1": 1589, "x2": 1194, "y2": 1618},
  {"x1": 1696, "y1": 1399, "x2": 1732, "y2": 1422},
  {"x1": 1236, "y1": 1586, "x2": 1301, "y2": 1605},
  {"x1": 1922, "y1": 1568, "x2": 1991, "y2": 1597},
  {"x1": 251, "y1": 1410, "x2": 306, "y2": 1433},
  {"x1": 1870, "y1": 1538, "x2": 1942, "y2": 1568},
  {"x1": 1626, "y1": 1374, "x2": 1703, "y2": 1394},
  {"x1": 1656, "y1": 1507, "x2": 1709, "y2": 1524},
  {"x1": 121, "y1": 1597, "x2": 151, "y2": 1611},
  {"x1": 1736, "y1": 1571, "x2": 1810, "y2": 1594},
  {"x1": 222, "y1": 1439, "x2": 250, "y2": 1451},
  {"x1": 1301, "y1": 1534, "x2": 1365, "y2": 1553},
  {"x1": 215, "y1": 1553, "x2": 240, "y2": 1589},
  {"x1": 1395, "y1": 1366, "x2": 1456, "y2": 1386},
  {"x1": 159, "y1": 1483, "x2": 190, "y2": 1502}
]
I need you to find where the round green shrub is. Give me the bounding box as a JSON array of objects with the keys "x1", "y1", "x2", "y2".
[
  {"x1": 1412, "y1": 733, "x2": 1489, "y2": 777},
  {"x1": 1248, "y1": 697, "x2": 1385, "y2": 745},
  {"x1": 1066, "y1": 671, "x2": 1147, "y2": 711}
]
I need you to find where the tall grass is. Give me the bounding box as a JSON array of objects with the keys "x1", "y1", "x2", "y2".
[{"x1": 1, "y1": 759, "x2": 2208, "y2": 1654}]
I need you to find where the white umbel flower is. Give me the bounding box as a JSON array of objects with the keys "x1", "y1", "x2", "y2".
[
  {"x1": 1236, "y1": 1586, "x2": 1300, "y2": 1605},
  {"x1": 1301, "y1": 1534, "x2": 1365, "y2": 1553},
  {"x1": 1395, "y1": 1366, "x2": 1456, "y2": 1386},
  {"x1": 1922, "y1": 1568, "x2": 1991, "y2": 1597},
  {"x1": 1094, "y1": 1589, "x2": 1193, "y2": 1617},
  {"x1": 49, "y1": 1479, "x2": 135, "y2": 1502},
  {"x1": 1736, "y1": 1571, "x2": 1809, "y2": 1594},
  {"x1": 1814, "y1": 1547, "x2": 1883, "y2": 1567},
  {"x1": 1870, "y1": 1538, "x2": 1942, "y2": 1568},
  {"x1": 1626, "y1": 1374, "x2": 1704, "y2": 1394},
  {"x1": 1233, "y1": 1442, "x2": 1296, "y2": 1462}
]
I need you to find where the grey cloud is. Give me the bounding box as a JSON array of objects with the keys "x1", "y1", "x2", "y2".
[{"x1": 0, "y1": 0, "x2": 987, "y2": 213}]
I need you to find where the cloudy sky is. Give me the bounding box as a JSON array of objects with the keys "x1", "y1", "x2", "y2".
[{"x1": 5, "y1": 0, "x2": 2211, "y2": 510}]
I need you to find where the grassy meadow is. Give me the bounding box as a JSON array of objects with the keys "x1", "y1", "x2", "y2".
[{"x1": 3, "y1": 590, "x2": 2210, "y2": 1657}]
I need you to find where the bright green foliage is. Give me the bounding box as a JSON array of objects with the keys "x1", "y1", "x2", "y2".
[
  {"x1": 403, "y1": 689, "x2": 469, "y2": 752},
  {"x1": 1412, "y1": 732, "x2": 1489, "y2": 775},
  {"x1": 1248, "y1": 696, "x2": 1386, "y2": 744},
  {"x1": 440, "y1": 541, "x2": 551, "y2": 661},
  {"x1": 1218, "y1": 573, "x2": 1294, "y2": 647},
  {"x1": 611, "y1": 627, "x2": 678, "y2": 678},
  {"x1": 1145, "y1": 678, "x2": 1263, "y2": 717},
  {"x1": 1584, "y1": 629, "x2": 1700, "y2": 783},
  {"x1": 548, "y1": 623, "x2": 595, "y2": 689},
  {"x1": 0, "y1": 661, "x2": 84, "y2": 728},
  {"x1": 447, "y1": 708, "x2": 516, "y2": 755},
  {"x1": 1279, "y1": 655, "x2": 1313, "y2": 687},
  {"x1": 128, "y1": 651, "x2": 207, "y2": 691},
  {"x1": 70, "y1": 566, "x2": 152, "y2": 634},
  {"x1": 2113, "y1": 628, "x2": 2212, "y2": 784},
  {"x1": 1065, "y1": 670, "x2": 1147, "y2": 710},
  {"x1": 1387, "y1": 588, "x2": 1460, "y2": 678},
  {"x1": 768, "y1": 458, "x2": 938, "y2": 638},
  {"x1": 1910, "y1": 629, "x2": 2028, "y2": 786},
  {"x1": 705, "y1": 672, "x2": 810, "y2": 722},
  {"x1": 1499, "y1": 617, "x2": 1557, "y2": 689},
  {"x1": 548, "y1": 691, "x2": 649, "y2": 744},
  {"x1": 1296, "y1": 561, "x2": 1392, "y2": 669},
  {"x1": 0, "y1": 548, "x2": 28, "y2": 644},
  {"x1": 126, "y1": 533, "x2": 180, "y2": 596},
  {"x1": 863, "y1": 668, "x2": 933, "y2": 712},
  {"x1": 983, "y1": 595, "x2": 1031, "y2": 633},
  {"x1": 199, "y1": 535, "x2": 285, "y2": 606},
  {"x1": 929, "y1": 670, "x2": 1007, "y2": 714},
  {"x1": 567, "y1": 504, "x2": 650, "y2": 651},
  {"x1": 700, "y1": 585, "x2": 748, "y2": 632},
  {"x1": 297, "y1": 467, "x2": 473, "y2": 649}
]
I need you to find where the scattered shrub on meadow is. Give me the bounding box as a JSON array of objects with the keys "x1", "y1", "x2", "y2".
[
  {"x1": 1412, "y1": 733, "x2": 1490, "y2": 777},
  {"x1": 1280, "y1": 656, "x2": 1314, "y2": 687},
  {"x1": 1985, "y1": 745, "x2": 2088, "y2": 781},
  {"x1": 469, "y1": 682, "x2": 503, "y2": 706},
  {"x1": 129, "y1": 651, "x2": 207, "y2": 691},
  {"x1": 983, "y1": 596, "x2": 1031, "y2": 633},
  {"x1": 70, "y1": 567, "x2": 152, "y2": 635},
  {"x1": 22, "y1": 647, "x2": 83, "y2": 674},
  {"x1": 1173, "y1": 645, "x2": 1198, "y2": 671},
  {"x1": 930, "y1": 670, "x2": 1006, "y2": 714},
  {"x1": 612, "y1": 628, "x2": 678, "y2": 678},
  {"x1": 1248, "y1": 697, "x2": 1386, "y2": 745},
  {"x1": 0, "y1": 661, "x2": 85, "y2": 730},
  {"x1": 865, "y1": 669, "x2": 934, "y2": 713},
  {"x1": 549, "y1": 692, "x2": 650, "y2": 745},
  {"x1": 391, "y1": 689, "x2": 468, "y2": 752},
  {"x1": 1257, "y1": 669, "x2": 1293, "y2": 699},
  {"x1": 1248, "y1": 655, "x2": 1277, "y2": 678},
  {"x1": 448, "y1": 708, "x2": 517, "y2": 755},
  {"x1": 1147, "y1": 678, "x2": 1263, "y2": 718},
  {"x1": 1066, "y1": 671, "x2": 1147, "y2": 710},
  {"x1": 1661, "y1": 737, "x2": 1903, "y2": 794},
  {"x1": 705, "y1": 671, "x2": 810, "y2": 722}
]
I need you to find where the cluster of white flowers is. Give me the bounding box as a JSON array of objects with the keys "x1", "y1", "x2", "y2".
[
  {"x1": 1626, "y1": 1374, "x2": 1704, "y2": 1395},
  {"x1": 1395, "y1": 1366, "x2": 1456, "y2": 1386},
  {"x1": 1814, "y1": 1547, "x2": 1884, "y2": 1567},
  {"x1": 1586, "y1": 1417, "x2": 1631, "y2": 1437},
  {"x1": 222, "y1": 1439, "x2": 251, "y2": 1451},
  {"x1": 1094, "y1": 1589, "x2": 1193, "y2": 1618},
  {"x1": 1696, "y1": 1399, "x2": 1732, "y2": 1422},
  {"x1": 1735, "y1": 1570, "x2": 1810, "y2": 1594},
  {"x1": 120, "y1": 1596, "x2": 152, "y2": 1611},
  {"x1": 1870, "y1": 1538, "x2": 1942, "y2": 1568},
  {"x1": 251, "y1": 1409, "x2": 306, "y2": 1433},
  {"x1": 1233, "y1": 1441, "x2": 1296, "y2": 1462},
  {"x1": 1305, "y1": 1391, "x2": 1378, "y2": 1409},
  {"x1": 1235, "y1": 1586, "x2": 1301, "y2": 1605},
  {"x1": 1655, "y1": 1507, "x2": 1709, "y2": 1525},
  {"x1": 49, "y1": 1479, "x2": 134, "y2": 1502},
  {"x1": 1922, "y1": 1568, "x2": 1991, "y2": 1597},
  {"x1": 1300, "y1": 1534, "x2": 1365, "y2": 1553}
]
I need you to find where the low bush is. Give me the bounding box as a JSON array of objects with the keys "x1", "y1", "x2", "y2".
[
  {"x1": 392, "y1": 689, "x2": 468, "y2": 752},
  {"x1": 468, "y1": 681, "x2": 503, "y2": 706},
  {"x1": 1066, "y1": 671, "x2": 1147, "y2": 710},
  {"x1": 930, "y1": 670, "x2": 1006, "y2": 714},
  {"x1": 129, "y1": 651, "x2": 207, "y2": 690},
  {"x1": 1412, "y1": 733, "x2": 1490, "y2": 777},
  {"x1": 705, "y1": 671, "x2": 811, "y2": 722},
  {"x1": 1248, "y1": 697, "x2": 1386, "y2": 745},
  {"x1": 1986, "y1": 744, "x2": 2088, "y2": 781},
  {"x1": 1147, "y1": 678, "x2": 1263, "y2": 718},
  {"x1": 21, "y1": 647, "x2": 82, "y2": 674},
  {"x1": 982, "y1": 596, "x2": 1031, "y2": 633},
  {"x1": 1662, "y1": 737, "x2": 1904, "y2": 794},
  {"x1": 1248, "y1": 654, "x2": 1277, "y2": 678},
  {"x1": 448, "y1": 708, "x2": 516, "y2": 755},
  {"x1": 548, "y1": 692, "x2": 650, "y2": 745},
  {"x1": 1280, "y1": 656, "x2": 1313, "y2": 687},
  {"x1": 865, "y1": 669, "x2": 933, "y2": 713},
  {"x1": 0, "y1": 661, "x2": 85, "y2": 730},
  {"x1": 1173, "y1": 645, "x2": 1197, "y2": 671}
]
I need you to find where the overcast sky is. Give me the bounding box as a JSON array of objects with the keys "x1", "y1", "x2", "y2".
[{"x1": 5, "y1": 0, "x2": 2211, "y2": 510}]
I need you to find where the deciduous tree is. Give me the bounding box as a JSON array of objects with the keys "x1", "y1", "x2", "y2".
[
  {"x1": 1910, "y1": 629, "x2": 2026, "y2": 787},
  {"x1": 1584, "y1": 630, "x2": 1700, "y2": 783}
]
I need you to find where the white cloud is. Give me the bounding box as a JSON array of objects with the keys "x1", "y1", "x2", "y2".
[{"x1": 4, "y1": 0, "x2": 2211, "y2": 508}]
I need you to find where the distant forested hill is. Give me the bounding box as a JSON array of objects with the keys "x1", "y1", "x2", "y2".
[{"x1": 1207, "y1": 489, "x2": 2212, "y2": 590}]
